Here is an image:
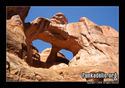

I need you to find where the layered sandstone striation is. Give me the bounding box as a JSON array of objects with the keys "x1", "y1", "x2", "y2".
[{"x1": 6, "y1": 6, "x2": 119, "y2": 82}]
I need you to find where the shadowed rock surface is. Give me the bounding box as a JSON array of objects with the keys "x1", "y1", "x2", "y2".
[
  {"x1": 6, "y1": 6, "x2": 30, "y2": 21},
  {"x1": 6, "y1": 6, "x2": 119, "y2": 82}
]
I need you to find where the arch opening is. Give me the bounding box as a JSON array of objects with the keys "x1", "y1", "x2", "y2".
[
  {"x1": 32, "y1": 39, "x2": 74, "y2": 61},
  {"x1": 60, "y1": 49, "x2": 74, "y2": 61},
  {"x1": 32, "y1": 39, "x2": 52, "y2": 54}
]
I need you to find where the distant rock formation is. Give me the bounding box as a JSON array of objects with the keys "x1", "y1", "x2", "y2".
[
  {"x1": 6, "y1": 6, "x2": 119, "y2": 82},
  {"x1": 40, "y1": 48, "x2": 69, "y2": 68}
]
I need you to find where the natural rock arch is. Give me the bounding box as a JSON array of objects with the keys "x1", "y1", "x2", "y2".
[
  {"x1": 24, "y1": 13, "x2": 82, "y2": 65},
  {"x1": 6, "y1": 6, "x2": 119, "y2": 81},
  {"x1": 31, "y1": 39, "x2": 70, "y2": 68},
  {"x1": 24, "y1": 13, "x2": 118, "y2": 76}
]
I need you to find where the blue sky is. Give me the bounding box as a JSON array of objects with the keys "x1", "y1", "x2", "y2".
[{"x1": 25, "y1": 6, "x2": 119, "y2": 61}]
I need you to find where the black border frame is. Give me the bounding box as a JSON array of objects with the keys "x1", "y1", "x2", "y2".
[{"x1": 0, "y1": 0, "x2": 120, "y2": 88}]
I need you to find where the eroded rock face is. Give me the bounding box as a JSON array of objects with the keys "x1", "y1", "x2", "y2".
[
  {"x1": 6, "y1": 52, "x2": 65, "y2": 82},
  {"x1": 6, "y1": 6, "x2": 31, "y2": 64},
  {"x1": 6, "y1": 14, "x2": 27, "y2": 58},
  {"x1": 68, "y1": 18, "x2": 119, "y2": 72},
  {"x1": 6, "y1": 6, "x2": 119, "y2": 82},
  {"x1": 100, "y1": 26, "x2": 119, "y2": 54}
]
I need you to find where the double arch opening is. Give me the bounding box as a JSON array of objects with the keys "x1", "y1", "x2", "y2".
[{"x1": 32, "y1": 39, "x2": 74, "y2": 66}]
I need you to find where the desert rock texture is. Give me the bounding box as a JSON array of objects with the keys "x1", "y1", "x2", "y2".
[{"x1": 6, "y1": 6, "x2": 119, "y2": 82}]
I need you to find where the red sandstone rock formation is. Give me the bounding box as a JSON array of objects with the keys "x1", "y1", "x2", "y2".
[
  {"x1": 6, "y1": 14, "x2": 26, "y2": 58},
  {"x1": 50, "y1": 12, "x2": 68, "y2": 24},
  {"x1": 6, "y1": 6, "x2": 119, "y2": 82}
]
